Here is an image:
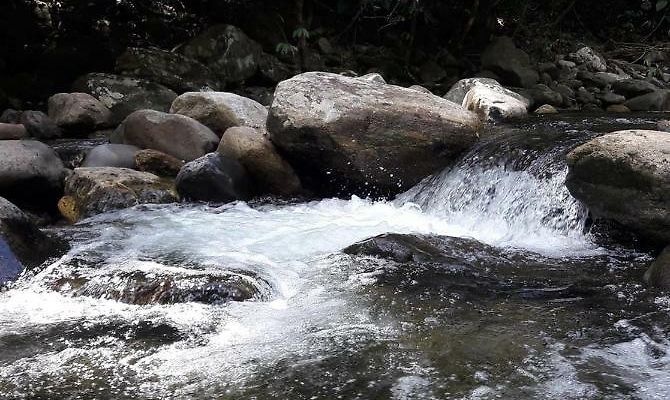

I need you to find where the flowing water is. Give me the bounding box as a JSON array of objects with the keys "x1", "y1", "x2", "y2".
[{"x1": 1, "y1": 114, "x2": 670, "y2": 399}]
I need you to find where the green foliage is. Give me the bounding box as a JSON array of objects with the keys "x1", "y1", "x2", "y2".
[
  {"x1": 275, "y1": 42, "x2": 298, "y2": 56},
  {"x1": 292, "y1": 27, "x2": 310, "y2": 40}
]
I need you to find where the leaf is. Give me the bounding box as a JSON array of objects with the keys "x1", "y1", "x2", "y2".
[{"x1": 657, "y1": 0, "x2": 668, "y2": 11}]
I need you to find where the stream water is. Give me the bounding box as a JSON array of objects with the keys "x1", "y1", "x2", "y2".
[{"x1": 1, "y1": 114, "x2": 669, "y2": 399}]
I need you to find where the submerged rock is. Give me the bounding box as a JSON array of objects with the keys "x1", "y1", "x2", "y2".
[
  {"x1": 170, "y1": 91, "x2": 268, "y2": 137},
  {"x1": 644, "y1": 246, "x2": 670, "y2": 290},
  {"x1": 175, "y1": 153, "x2": 250, "y2": 202},
  {"x1": 218, "y1": 127, "x2": 302, "y2": 197},
  {"x1": 115, "y1": 47, "x2": 219, "y2": 93},
  {"x1": 267, "y1": 71, "x2": 481, "y2": 197},
  {"x1": 0, "y1": 196, "x2": 68, "y2": 285},
  {"x1": 120, "y1": 109, "x2": 219, "y2": 162},
  {"x1": 59, "y1": 167, "x2": 178, "y2": 222},
  {"x1": 72, "y1": 73, "x2": 178, "y2": 124},
  {"x1": 566, "y1": 130, "x2": 670, "y2": 244}
]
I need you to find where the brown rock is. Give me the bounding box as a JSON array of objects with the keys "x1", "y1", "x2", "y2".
[{"x1": 135, "y1": 149, "x2": 185, "y2": 177}]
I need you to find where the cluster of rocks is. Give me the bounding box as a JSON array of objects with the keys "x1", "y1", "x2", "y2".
[{"x1": 464, "y1": 36, "x2": 670, "y2": 115}]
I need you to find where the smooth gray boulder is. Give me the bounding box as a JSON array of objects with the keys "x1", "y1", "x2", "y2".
[
  {"x1": 120, "y1": 110, "x2": 219, "y2": 162},
  {"x1": 218, "y1": 127, "x2": 301, "y2": 196},
  {"x1": 267, "y1": 72, "x2": 481, "y2": 197},
  {"x1": 175, "y1": 153, "x2": 250, "y2": 202},
  {"x1": 0, "y1": 140, "x2": 66, "y2": 208},
  {"x1": 624, "y1": 90, "x2": 670, "y2": 111},
  {"x1": 566, "y1": 130, "x2": 670, "y2": 243},
  {"x1": 82, "y1": 144, "x2": 141, "y2": 168},
  {"x1": 0, "y1": 123, "x2": 28, "y2": 140},
  {"x1": 170, "y1": 92, "x2": 268, "y2": 137}
]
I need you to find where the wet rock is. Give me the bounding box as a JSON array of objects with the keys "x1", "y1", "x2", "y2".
[
  {"x1": 657, "y1": 120, "x2": 670, "y2": 132},
  {"x1": 566, "y1": 130, "x2": 670, "y2": 243},
  {"x1": 481, "y1": 36, "x2": 539, "y2": 88},
  {"x1": 59, "y1": 167, "x2": 178, "y2": 222},
  {"x1": 644, "y1": 246, "x2": 670, "y2": 290},
  {"x1": 267, "y1": 72, "x2": 481, "y2": 197},
  {"x1": 443, "y1": 77, "x2": 499, "y2": 105},
  {"x1": 81, "y1": 144, "x2": 140, "y2": 168},
  {"x1": 218, "y1": 127, "x2": 302, "y2": 196},
  {"x1": 181, "y1": 24, "x2": 263, "y2": 85},
  {"x1": 175, "y1": 153, "x2": 250, "y2": 202},
  {"x1": 50, "y1": 267, "x2": 269, "y2": 305},
  {"x1": 534, "y1": 104, "x2": 558, "y2": 114},
  {"x1": 115, "y1": 47, "x2": 219, "y2": 93},
  {"x1": 606, "y1": 104, "x2": 631, "y2": 113},
  {"x1": 134, "y1": 149, "x2": 184, "y2": 177},
  {"x1": 569, "y1": 47, "x2": 607, "y2": 72},
  {"x1": 463, "y1": 80, "x2": 530, "y2": 121},
  {"x1": 0, "y1": 140, "x2": 66, "y2": 209},
  {"x1": 47, "y1": 93, "x2": 111, "y2": 134},
  {"x1": 344, "y1": 233, "x2": 449, "y2": 263},
  {"x1": 612, "y1": 79, "x2": 658, "y2": 98},
  {"x1": 582, "y1": 103, "x2": 603, "y2": 112},
  {"x1": 72, "y1": 73, "x2": 178, "y2": 124},
  {"x1": 170, "y1": 92, "x2": 268, "y2": 137},
  {"x1": 19, "y1": 111, "x2": 61, "y2": 139},
  {"x1": 624, "y1": 90, "x2": 670, "y2": 111},
  {"x1": 0, "y1": 123, "x2": 28, "y2": 140},
  {"x1": 120, "y1": 110, "x2": 219, "y2": 162},
  {"x1": 0, "y1": 196, "x2": 68, "y2": 285}
]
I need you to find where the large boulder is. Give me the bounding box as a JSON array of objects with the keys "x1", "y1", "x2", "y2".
[
  {"x1": 267, "y1": 72, "x2": 481, "y2": 197},
  {"x1": 82, "y1": 144, "x2": 141, "y2": 168},
  {"x1": 0, "y1": 197, "x2": 68, "y2": 285},
  {"x1": 644, "y1": 246, "x2": 670, "y2": 290},
  {"x1": 0, "y1": 140, "x2": 66, "y2": 209},
  {"x1": 58, "y1": 167, "x2": 178, "y2": 222},
  {"x1": 120, "y1": 110, "x2": 219, "y2": 161},
  {"x1": 0, "y1": 123, "x2": 28, "y2": 140},
  {"x1": 72, "y1": 73, "x2": 178, "y2": 124},
  {"x1": 180, "y1": 24, "x2": 263, "y2": 85},
  {"x1": 170, "y1": 92, "x2": 268, "y2": 137},
  {"x1": 19, "y1": 111, "x2": 61, "y2": 139},
  {"x1": 47, "y1": 93, "x2": 111, "y2": 134},
  {"x1": 218, "y1": 127, "x2": 302, "y2": 196},
  {"x1": 175, "y1": 153, "x2": 250, "y2": 202},
  {"x1": 566, "y1": 130, "x2": 670, "y2": 243},
  {"x1": 481, "y1": 36, "x2": 539, "y2": 88},
  {"x1": 623, "y1": 90, "x2": 670, "y2": 111},
  {"x1": 115, "y1": 47, "x2": 220, "y2": 93},
  {"x1": 463, "y1": 80, "x2": 530, "y2": 121}
]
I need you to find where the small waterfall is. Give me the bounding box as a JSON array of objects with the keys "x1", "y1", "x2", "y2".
[{"x1": 397, "y1": 122, "x2": 593, "y2": 251}]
